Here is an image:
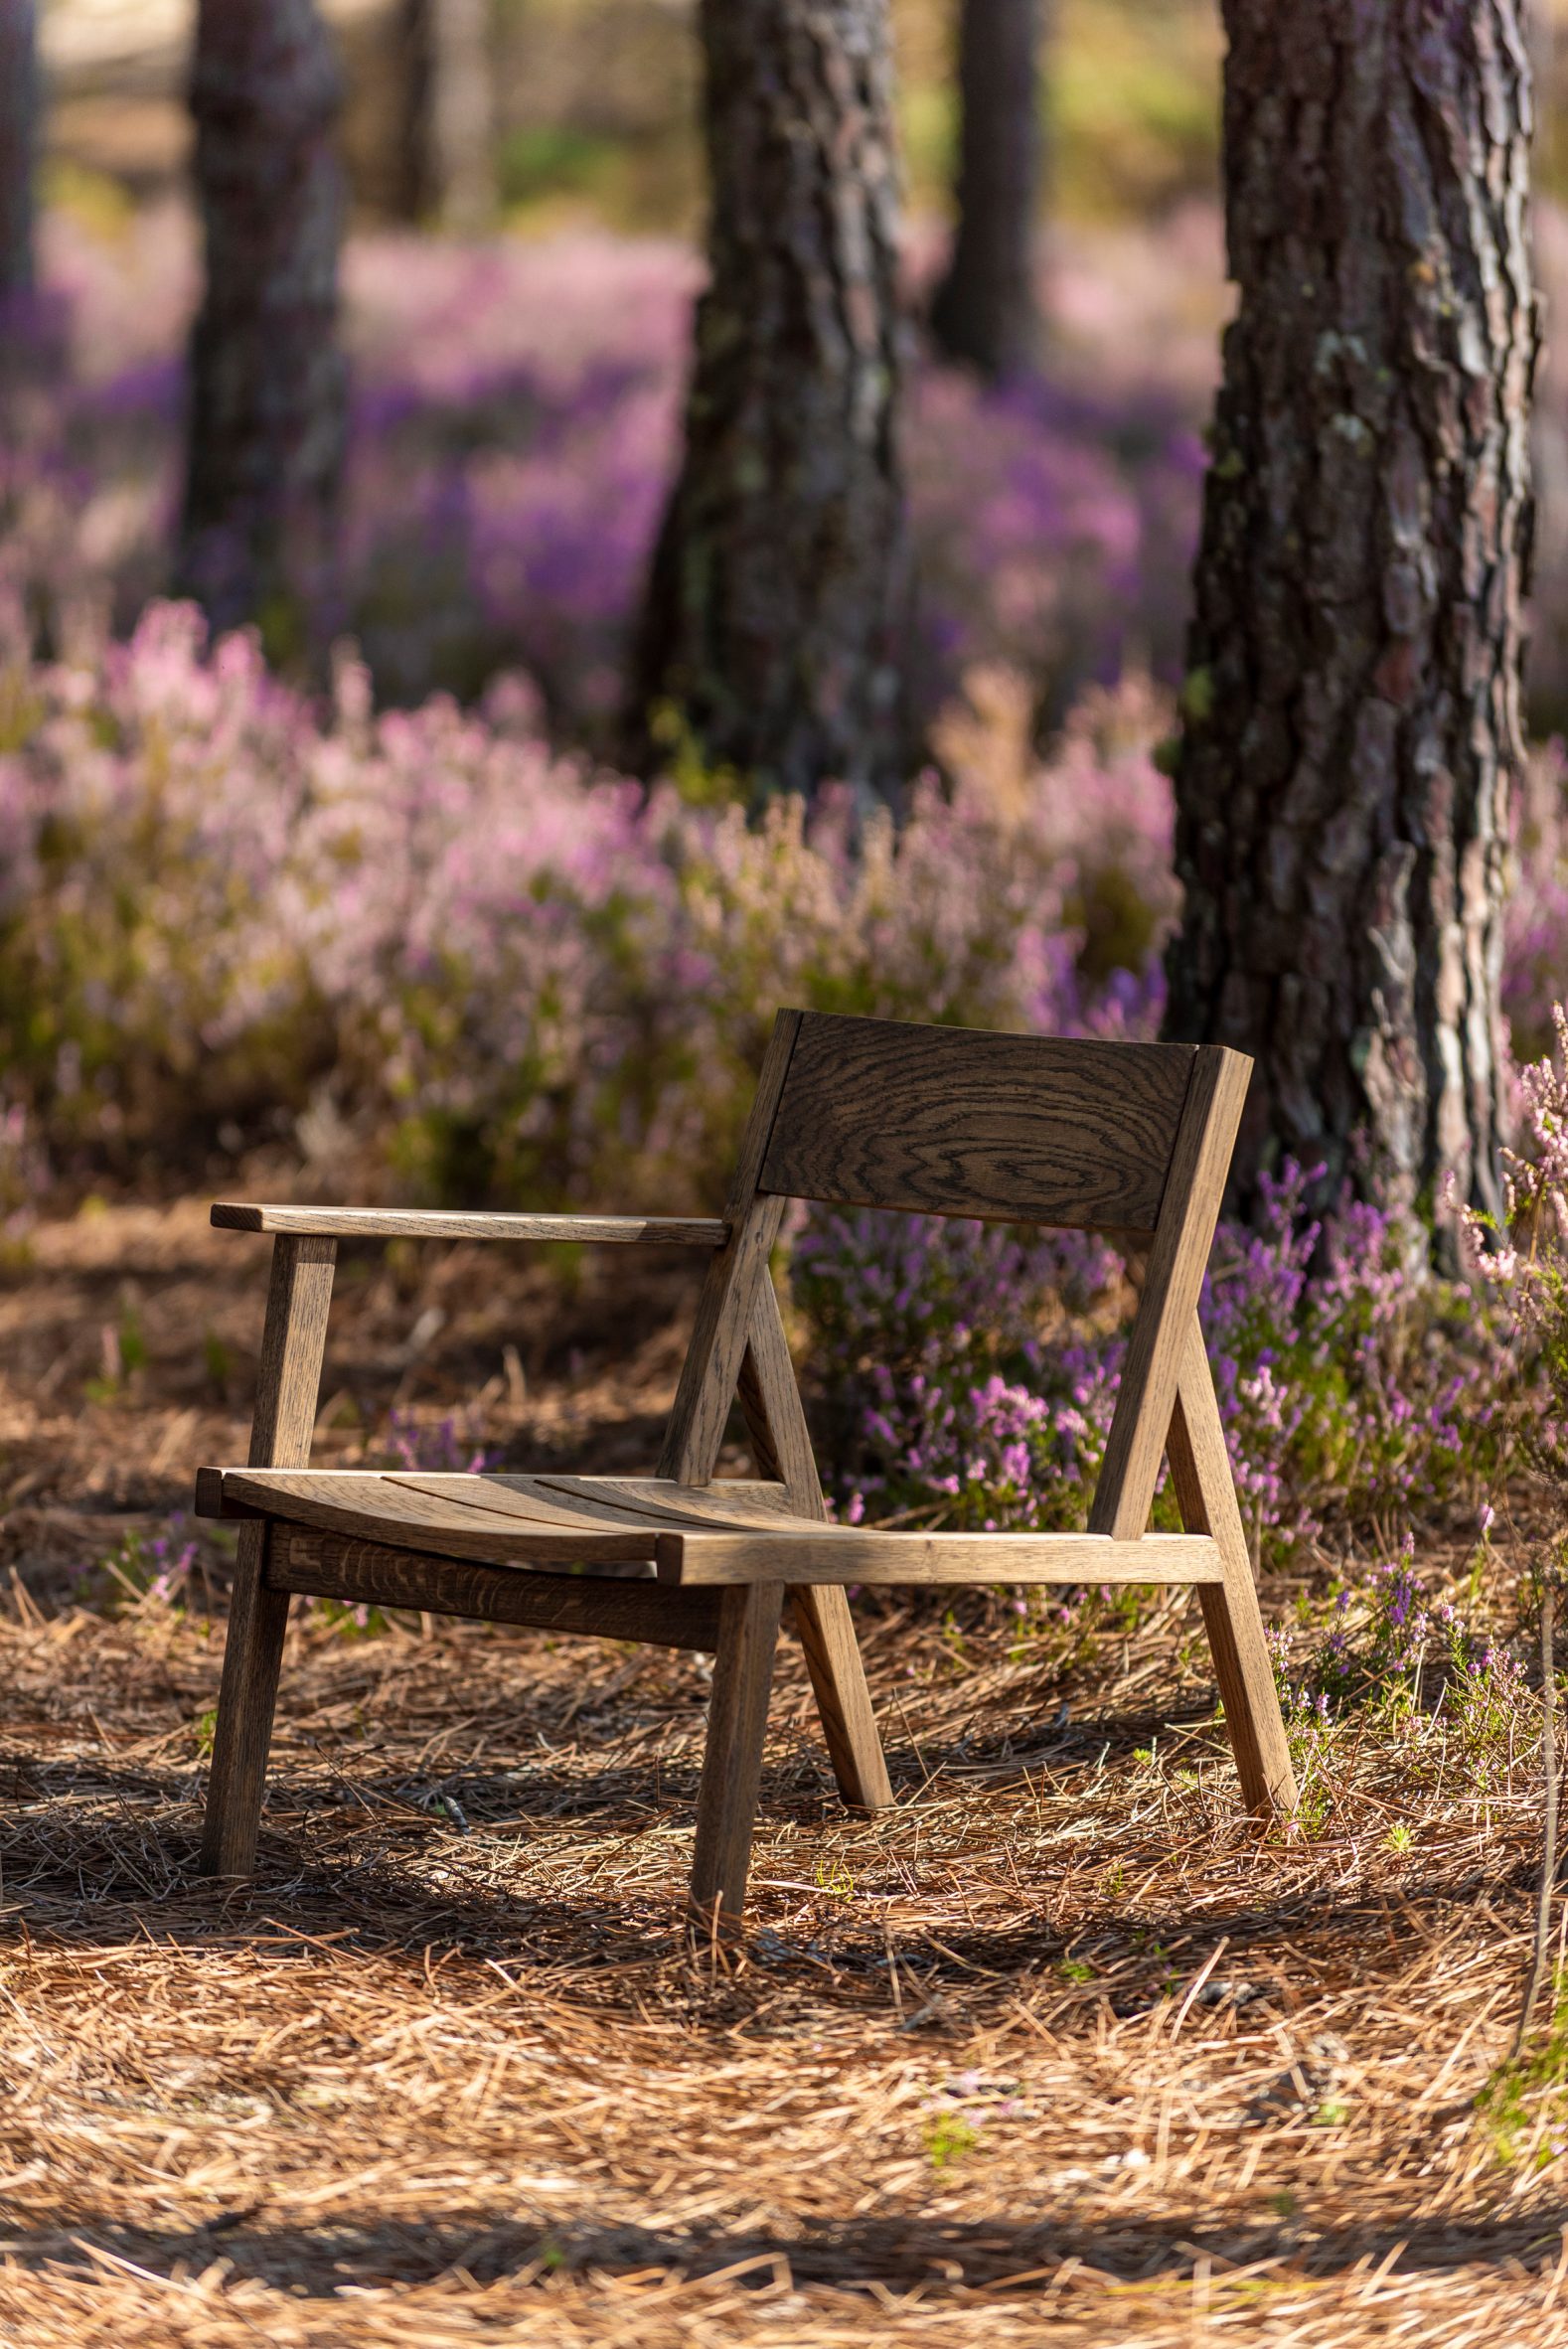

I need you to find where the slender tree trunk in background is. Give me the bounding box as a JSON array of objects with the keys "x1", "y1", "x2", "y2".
[
  {"x1": 396, "y1": 0, "x2": 495, "y2": 231},
  {"x1": 930, "y1": 0, "x2": 1044, "y2": 378},
  {"x1": 176, "y1": 0, "x2": 348, "y2": 645},
  {"x1": 1165, "y1": 0, "x2": 1537, "y2": 1230},
  {"x1": 628, "y1": 0, "x2": 910, "y2": 803},
  {"x1": 0, "y1": 0, "x2": 37, "y2": 302}
]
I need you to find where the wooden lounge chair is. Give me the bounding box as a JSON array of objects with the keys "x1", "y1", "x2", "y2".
[{"x1": 194, "y1": 1009, "x2": 1296, "y2": 1930}]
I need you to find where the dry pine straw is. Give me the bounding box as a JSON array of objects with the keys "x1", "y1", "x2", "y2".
[{"x1": 0, "y1": 1198, "x2": 1566, "y2": 2344}]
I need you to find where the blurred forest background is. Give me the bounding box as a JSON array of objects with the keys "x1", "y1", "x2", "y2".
[
  {"x1": 15, "y1": 0, "x2": 1568, "y2": 736},
  {"x1": 1, "y1": 0, "x2": 1563, "y2": 1215}
]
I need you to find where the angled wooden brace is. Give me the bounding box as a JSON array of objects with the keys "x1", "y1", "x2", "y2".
[
  {"x1": 659, "y1": 1013, "x2": 890, "y2": 1927},
  {"x1": 1089, "y1": 1044, "x2": 1252, "y2": 1542},
  {"x1": 1089, "y1": 1044, "x2": 1295, "y2": 1818},
  {"x1": 1167, "y1": 1313, "x2": 1297, "y2": 1816}
]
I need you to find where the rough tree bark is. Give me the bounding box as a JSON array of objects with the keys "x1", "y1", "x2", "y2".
[
  {"x1": 1165, "y1": 0, "x2": 1537, "y2": 1228},
  {"x1": 395, "y1": 0, "x2": 495, "y2": 232},
  {"x1": 176, "y1": 0, "x2": 349, "y2": 643},
  {"x1": 628, "y1": 0, "x2": 910, "y2": 802},
  {"x1": 930, "y1": 0, "x2": 1044, "y2": 378},
  {"x1": 0, "y1": 0, "x2": 37, "y2": 303}
]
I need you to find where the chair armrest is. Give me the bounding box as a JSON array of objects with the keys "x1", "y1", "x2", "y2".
[{"x1": 211, "y1": 1203, "x2": 729, "y2": 1247}]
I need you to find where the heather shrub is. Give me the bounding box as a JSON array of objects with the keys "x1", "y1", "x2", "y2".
[
  {"x1": 5, "y1": 207, "x2": 1205, "y2": 742},
  {"x1": 0, "y1": 605, "x2": 1175, "y2": 1205},
  {"x1": 1267, "y1": 1541, "x2": 1519, "y2": 1732},
  {"x1": 790, "y1": 1167, "x2": 1514, "y2": 1572},
  {"x1": 1465, "y1": 1003, "x2": 1568, "y2": 1524},
  {"x1": 1503, "y1": 742, "x2": 1568, "y2": 1065}
]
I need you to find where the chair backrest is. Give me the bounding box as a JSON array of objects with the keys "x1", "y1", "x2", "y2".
[
  {"x1": 663, "y1": 1007, "x2": 1252, "y2": 1543},
  {"x1": 757, "y1": 1011, "x2": 1199, "y2": 1240}
]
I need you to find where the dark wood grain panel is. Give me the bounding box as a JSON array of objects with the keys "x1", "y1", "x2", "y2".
[
  {"x1": 758, "y1": 1014, "x2": 1197, "y2": 1234},
  {"x1": 267, "y1": 1527, "x2": 721, "y2": 1649}
]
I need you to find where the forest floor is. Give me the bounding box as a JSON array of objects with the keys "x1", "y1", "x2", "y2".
[{"x1": 1, "y1": 1196, "x2": 1565, "y2": 2346}]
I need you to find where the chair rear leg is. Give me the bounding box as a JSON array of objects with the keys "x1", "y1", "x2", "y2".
[
  {"x1": 689, "y1": 1582, "x2": 784, "y2": 1935},
  {"x1": 200, "y1": 1526, "x2": 290, "y2": 1876},
  {"x1": 1168, "y1": 1319, "x2": 1297, "y2": 1817},
  {"x1": 790, "y1": 1585, "x2": 893, "y2": 1811}
]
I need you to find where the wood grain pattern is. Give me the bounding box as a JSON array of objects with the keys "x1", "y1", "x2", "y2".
[
  {"x1": 658, "y1": 1010, "x2": 802, "y2": 1484},
  {"x1": 197, "y1": 1468, "x2": 666, "y2": 1567},
  {"x1": 1166, "y1": 1315, "x2": 1297, "y2": 1816},
  {"x1": 198, "y1": 1466, "x2": 818, "y2": 1560},
  {"x1": 656, "y1": 1527, "x2": 1223, "y2": 1586},
  {"x1": 688, "y1": 1580, "x2": 785, "y2": 1934},
  {"x1": 267, "y1": 1526, "x2": 722, "y2": 1649},
  {"x1": 759, "y1": 1013, "x2": 1196, "y2": 1234},
  {"x1": 200, "y1": 1234, "x2": 337, "y2": 1877},
  {"x1": 738, "y1": 1280, "x2": 892, "y2": 1811},
  {"x1": 527, "y1": 1475, "x2": 800, "y2": 1529},
  {"x1": 1089, "y1": 1044, "x2": 1252, "y2": 1541},
  {"x1": 213, "y1": 1203, "x2": 727, "y2": 1247}
]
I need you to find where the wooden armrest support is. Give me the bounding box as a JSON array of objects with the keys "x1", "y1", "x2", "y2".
[{"x1": 211, "y1": 1204, "x2": 729, "y2": 1246}]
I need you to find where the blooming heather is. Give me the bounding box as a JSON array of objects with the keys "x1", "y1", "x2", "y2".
[{"x1": 0, "y1": 603, "x2": 1176, "y2": 1204}]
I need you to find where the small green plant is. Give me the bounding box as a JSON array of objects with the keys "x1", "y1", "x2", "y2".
[
  {"x1": 1384, "y1": 1821, "x2": 1414, "y2": 1853},
  {"x1": 192, "y1": 1707, "x2": 218, "y2": 1757},
  {"x1": 814, "y1": 1858, "x2": 855, "y2": 1901},
  {"x1": 1479, "y1": 1985, "x2": 1568, "y2": 2167},
  {"x1": 1057, "y1": 1958, "x2": 1095, "y2": 1984},
  {"x1": 85, "y1": 1305, "x2": 149, "y2": 1402},
  {"x1": 97, "y1": 1522, "x2": 197, "y2": 1609},
  {"x1": 923, "y1": 2112, "x2": 979, "y2": 2171},
  {"x1": 311, "y1": 1595, "x2": 391, "y2": 1639}
]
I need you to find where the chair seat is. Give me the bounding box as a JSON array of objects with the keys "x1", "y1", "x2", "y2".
[{"x1": 195, "y1": 1467, "x2": 1224, "y2": 1589}]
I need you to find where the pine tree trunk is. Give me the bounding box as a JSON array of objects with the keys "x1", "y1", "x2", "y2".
[
  {"x1": 0, "y1": 0, "x2": 37, "y2": 303},
  {"x1": 176, "y1": 0, "x2": 349, "y2": 645},
  {"x1": 628, "y1": 0, "x2": 910, "y2": 802},
  {"x1": 1164, "y1": 0, "x2": 1537, "y2": 1228},
  {"x1": 395, "y1": 0, "x2": 494, "y2": 232},
  {"x1": 930, "y1": 0, "x2": 1043, "y2": 378}
]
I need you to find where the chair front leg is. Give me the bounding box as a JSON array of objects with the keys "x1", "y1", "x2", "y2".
[
  {"x1": 199, "y1": 1233, "x2": 336, "y2": 1876},
  {"x1": 688, "y1": 1581, "x2": 784, "y2": 1935},
  {"x1": 200, "y1": 1525, "x2": 290, "y2": 1875}
]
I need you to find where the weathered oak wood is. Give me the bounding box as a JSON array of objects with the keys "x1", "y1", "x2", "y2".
[
  {"x1": 760, "y1": 1014, "x2": 1195, "y2": 1234},
  {"x1": 659, "y1": 1011, "x2": 802, "y2": 1484},
  {"x1": 738, "y1": 1280, "x2": 892, "y2": 1811},
  {"x1": 656, "y1": 1528, "x2": 1223, "y2": 1587},
  {"x1": 267, "y1": 1526, "x2": 722, "y2": 1649},
  {"x1": 213, "y1": 1204, "x2": 727, "y2": 1246},
  {"x1": 688, "y1": 1580, "x2": 785, "y2": 1935},
  {"x1": 1089, "y1": 1044, "x2": 1252, "y2": 1541},
  {"x1": 200, "y1": 1233, "x2": 336, "y2": 1876},
  {"x1": 198, "y1": 1467, "x2": 800, "y2": 1547},
  {"x1": 192, "y1": 1003, "x2": 1291, "y2": 1929},
  {"x1": 1166, "y1": 1315, "x2": 1297, "y2": 1817},
  {"x1": 199, "y1": 1468, "x2": 665, "y2": 1566}
]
